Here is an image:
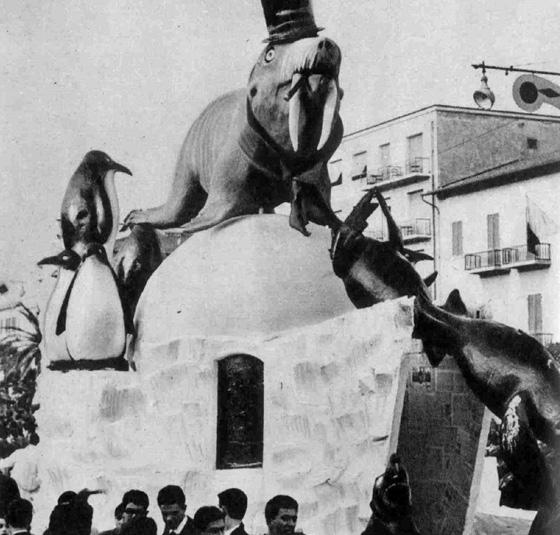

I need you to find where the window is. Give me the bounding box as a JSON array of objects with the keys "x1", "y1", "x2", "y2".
[
  {"x1": 528, "y1": 294, "x2": 543, "y2": 334},
  {"x1": 350, "y1": 151, "x2": 367, "y2": 179},
  {"x1": 328, "y1": 159, "x2": 343, "y2": 186},
  {"x1": 527, "y1": 137, "x2": 538, "y2": 150},
  {"x1": 452, "y1": 221, "x2": 463, "y2": 256},
  {"x1": 487, "y1": 213, "x2": 500, "y2": 250},
  {"x1": 217, "y1": 354, "x2": 263, "y2": 469},
  {"x1": 407, "y1": 133, "x2": 424, "y2": 172},
  {"x1": 379, "y1": 143, "x2": 391, "y2": 167}
]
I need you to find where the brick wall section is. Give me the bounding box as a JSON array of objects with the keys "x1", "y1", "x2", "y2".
[
  {"x1": 437, "y1": 111, "x2": 560, "y2": 187},
  {"x1": 397, "y1": 351, "x2": 485, "y2": 535}
]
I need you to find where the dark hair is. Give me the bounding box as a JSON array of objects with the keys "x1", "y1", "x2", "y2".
[
  {"x1": 115, "y1": 503, "x2": 125, "y2": 520},
  {"x1": 193, "y1": 506, "x2": 224, "y2": 532},
  {"x1": 157, "y1": 486, "x2": 186, "y2": 508},
  {"x1": 122, "y1": 490, "x2": 149, "y2": 510},
  {"x1": 57, "y1": 492, "x2": 77, "y2": 506},
  {"x1": 120, "y1": 516, "x2": 157, "y2": 535},
  {"x1": 217, "y1": 488, "x2": 247, "y2": 521},
  {"x1": 264, "y1": 496, "x2": 298, "y2": 524},
  {"x1": 47, "y1": 499, "x2": 93, "y2": 535},
  {"x1": 0, "y1": 473, "x2": 21, "y2": 517},
  {"x1": 7, "y1": 498, "x2": 33, "y2": 530}
]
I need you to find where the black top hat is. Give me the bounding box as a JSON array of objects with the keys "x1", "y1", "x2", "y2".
[{"x1": 261, "y1": 0, "x2": 324, "y2": 43}]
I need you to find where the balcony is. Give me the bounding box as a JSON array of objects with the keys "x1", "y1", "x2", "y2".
[
  {"x1": 370, "y1": 159, "x2": 431, "y2": 192},
  {"x1": 501, "y1": 243, "x2": 551, "y2": 271},
  {"x1": 465, "y1": 243, "x2": 551, "y2": 276},
  {"x1": 399, "y1": 218, "x2": 432, "y2": 243},
  {"x1": 531, "y1": 332, "x2": 553, "y2": 347}
]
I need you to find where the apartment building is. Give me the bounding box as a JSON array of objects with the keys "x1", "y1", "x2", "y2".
[{"x1": 329, "y1": 105, "x2": 560, "y2": 341}]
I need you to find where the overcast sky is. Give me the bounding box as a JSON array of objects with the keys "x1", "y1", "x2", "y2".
[{"x1": 2, "y1": 0, "x2": 560, "y2": 302}]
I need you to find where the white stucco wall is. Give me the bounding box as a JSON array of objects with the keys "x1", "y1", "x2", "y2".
[{"x1": 7, "y1": 299, "x2": 415, "y2": 535}]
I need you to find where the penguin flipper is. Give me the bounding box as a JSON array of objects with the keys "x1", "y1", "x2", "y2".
[
  {"x1": 56, "y1": 269, "x2": 79, "y2": 336},
  {"x1": 109, "y1": 264, "x2": 135, "y2": 336}
]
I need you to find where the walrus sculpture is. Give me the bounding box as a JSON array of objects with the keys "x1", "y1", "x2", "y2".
[
  {"x1": 124, "y1": 0, "x2": 343, "y2": 237},
  {"x1": 414, "y1": 290, "x2": 560, "y2": 535}
]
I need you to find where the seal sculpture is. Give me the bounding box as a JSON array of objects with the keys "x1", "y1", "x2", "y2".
[
  {"x1": 112, "y1": 224, "x2": 163, "y2": 321},
  {"x1": 361, "y1": 454, "x2": 421, "y2": 535},
  {"x1": 413, "y1": 290, "x2": 560, "y2": 534},
  {"x1": 123, "y1": 0, "x2": 343, "y2": 237},
  {"x1": 328, "y1": 189, "x2": 435, "y2": 308}
]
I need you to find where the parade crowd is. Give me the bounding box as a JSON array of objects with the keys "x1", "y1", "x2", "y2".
[{"x1": 0, "y1": 473, "x2": 300, "y2": 535}]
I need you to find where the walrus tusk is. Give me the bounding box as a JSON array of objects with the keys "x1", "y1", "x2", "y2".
[
  {"x1": 285, "y1": 73, "x2": 306, "y2": 101},
  {"x1": 317, "y1": 78, "x2": 338, "y2": 151},
  {"x1": 289, "y1": 73, "x2": 303, "y2": 152}
]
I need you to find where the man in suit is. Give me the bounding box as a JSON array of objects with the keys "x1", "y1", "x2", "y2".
[
  {"x1": 264, "y1": 496, "x2": 298, "y2": 535},
  {"x1": 157, "y1": 485, "x2": 195, "y2": 535},
  {"x1": 217, "y1": 488, "x2": 249, "y2": 535},
  {"x1": 6, "y1": 498, "x2": 33, "y2": 535},
  {"x1": 121, "y1": 489, "x2": 150, "y2": 528}
]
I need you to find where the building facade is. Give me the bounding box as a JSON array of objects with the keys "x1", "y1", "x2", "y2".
[{"x1": 329, "y1": 105, "x2": 560, "y2": 341}]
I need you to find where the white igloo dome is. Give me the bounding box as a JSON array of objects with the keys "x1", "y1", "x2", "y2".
[{"x1": 134, "y1": 214, "x2": 354, "y2": 343}]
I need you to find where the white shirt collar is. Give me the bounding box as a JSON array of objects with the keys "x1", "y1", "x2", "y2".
[{"x1": 169, "y1": 516, "x2": 188, "y2": 534}]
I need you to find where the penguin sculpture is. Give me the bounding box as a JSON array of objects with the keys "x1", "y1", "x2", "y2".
[
  {"x1": 37, "y1": 250, "x2": 82, "y2": 363},
  {"x1": 56, "y1": 243, "x2": 133, "y2": 365},
  {"x1": 61, "y1": 150, "x2": 132, "y2": 257},
  {"x1": 41, "y1": 150, "x2": 133, "y2": 368},
  {"x1": 112, "y1": 224, "x2": 163, "y2": 321}
]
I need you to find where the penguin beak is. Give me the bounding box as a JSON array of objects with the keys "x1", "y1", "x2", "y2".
[
  {"x1": 38, "y1": 255, "x2": 60, "y2": 266},
  {"x1": 111, "y1": 161, "x2": 133, "y2": 176}
]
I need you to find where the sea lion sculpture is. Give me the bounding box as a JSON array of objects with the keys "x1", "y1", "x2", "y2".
[
  {"x1": 413, "y1": 290, "x2": 560, "y2": 534},
  {"x1": 328, "y1": 189, "x2": 435, "y2": 308},
  {"x1": 361, "y1": 454, "x2": 421, "y2": 535},
  {"x1": 123, "y1": 0, "x2": 343, "y2": 237}
]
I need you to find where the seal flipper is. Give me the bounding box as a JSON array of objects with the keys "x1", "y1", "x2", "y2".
[
  {"x1": 344, "y1": 189, "x2": 378, "y2": 233},
  {"x1": 413, "y1": 296, "x2": 461, "y2": 366},
  {"x1": 404, "y1": 248, "x2": 433, "y2": 263},
  {"x1": 373, "y1": 188, "x2": 404, "y2": 252}
]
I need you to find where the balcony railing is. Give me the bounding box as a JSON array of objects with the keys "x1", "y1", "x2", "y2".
[
  {"x1": 406, "y1": 157, "x2": 430, "y2": 175},
  {"x1": 501, "y1": 243, "x2": 551, "y2": 266},
  {"x1": 465, "y1": 243, "x2": 551, "y2": 275},
  {"x1": 531, "y1": 332, "x2": 553, "y2": 346},
  {"x1": 399, "y1": 219, "x2": 432, "y2": 243}
]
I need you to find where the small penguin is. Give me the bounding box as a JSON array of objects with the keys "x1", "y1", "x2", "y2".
[
  {"x1": 112, "y1": 224, "x2": 163, "y2": 321},
  {"x1": 61, "y1": 150, "x2": 132, "y2": 257},
  {"x1": 37, "y1": 250, "x2": 82, "y2": 362},
  {"x1": 56, "y1": 243, "x2": 133, "y2": 362}
]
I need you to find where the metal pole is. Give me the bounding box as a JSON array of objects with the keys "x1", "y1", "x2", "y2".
[{"x1": 472, "y1": 62, "x2": 560, "y2": 78}]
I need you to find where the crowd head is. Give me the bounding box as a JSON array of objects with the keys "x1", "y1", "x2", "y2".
[
  {"x1": 0, "y1": 481, "x2": 305, "y2": 535},
  {"x1": 193, "y1": 506, "x2": 224, "y2": 535},
  {"x1": 265, "y1": 495, "x2": 298, "y2": 535},
  {"x1": 157, "y1": 485, "x2": 186, "y2": 531}
]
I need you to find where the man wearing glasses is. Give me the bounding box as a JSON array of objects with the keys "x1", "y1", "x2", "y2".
[{"x1": 121, "y1": 489, "x2": 150, "y2": 527}]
